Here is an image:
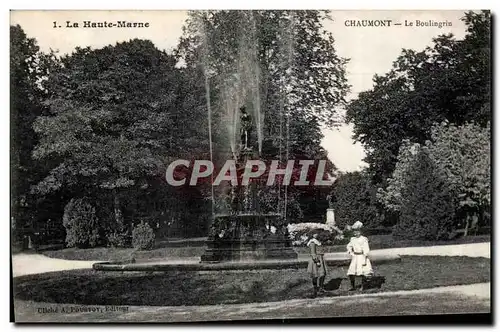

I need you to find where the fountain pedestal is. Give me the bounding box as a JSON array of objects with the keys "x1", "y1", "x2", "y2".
[
  {"x1": 326, "y1": 208, "x2": 335, "y2": 227},
  {"x1": 200, "y1": 214, "x2": 298, "y2": 262},
  {"x1": 201, "y1": 238, "x2": 298, "y2": 262},
  {"x1": 200, "y1": 146, "x2": 298, "y2": 262}
]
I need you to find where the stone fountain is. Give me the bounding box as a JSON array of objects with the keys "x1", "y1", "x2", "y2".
[
  {"x1": 200, "y1": 106, "x2": 298, "y2": 262},
  {"x1": 92, "y1": 11, "x2": 401, "y2": 273},
  {"x1": 93, "y1": 103, "x2": 401, "y2": 271}
]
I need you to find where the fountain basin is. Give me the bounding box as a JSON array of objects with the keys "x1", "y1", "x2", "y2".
[
  {"x1": 93, "y1": 252, "x2": 401, "y2": 272},
  {"x1": 201, "y1": 212, "x2": 297, "y2": 262}
]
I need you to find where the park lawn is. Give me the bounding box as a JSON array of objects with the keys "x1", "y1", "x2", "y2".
[
  {"x1": 13, "y1": 255, "x2": 490, "y2": 307},
  {"x1": 40, "y1": 234, "x2": 491, "y2": 261}
]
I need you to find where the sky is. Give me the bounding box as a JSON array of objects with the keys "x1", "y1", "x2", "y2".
[{"x1": 10, "y1": 10, "x2": 470, "y2": 172}]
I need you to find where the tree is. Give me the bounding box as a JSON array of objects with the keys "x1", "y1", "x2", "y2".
[
  {"x1": 62, "y1": 198, "x2": 100, "y2": 248},
  {"x1": 346, "y1": 11, "x2": 491, "y2": 183},
  {"x1": 378, "y1": 121, "x2": 490, "y2": 235},
  {"x1": 10, "y1": 25, "x2": 56, "y2": 240},
  {"x1": 330, "y1": 171, "x2": 383, "y2": 229},
  {"x1": 177, "y1": 10, "x2": 350, "y2": 127},
  {"x1": 426, "y1": 121, "x2": 490, "y2": 234},
  {"x1": 393, "y1": 147, "x2": 456, "y2": 240},
  {"x1": 32, "y1": 39, "x2": 208, "y2": 234},
  {"x1": 177, "y1": 11, "x2": 347, "y2": 164},
  {"x1": 376, "y1": 140, "x2": 421, "y2": 213}
]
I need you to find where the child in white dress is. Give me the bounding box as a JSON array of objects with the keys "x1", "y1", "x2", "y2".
[{"x1": 346, "y1": 221, "x2": 373, "y2": 291}]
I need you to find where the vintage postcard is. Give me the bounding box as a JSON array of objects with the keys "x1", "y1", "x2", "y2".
[{"x1": 10, "y1": 10, "x2": 491, "y2": 323}]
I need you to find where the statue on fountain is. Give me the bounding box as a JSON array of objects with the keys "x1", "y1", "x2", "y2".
[
  {"x1": 240, "y1": 106, "x2": 253, "y2": 151},
  {"x1": 326, "y1": 193, "x2": 335, "y2": 209},
  {"x1": 326, "y1": 193, "x2": 336, "y2": 227}
]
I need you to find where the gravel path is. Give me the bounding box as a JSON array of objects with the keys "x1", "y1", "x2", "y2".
[
  {"x1": 12, "y1": 253, "x2": 99, "y2": 277},
  {"x1": 372, "y1": 242, "x2": 490, "y2": 258},
  {"x1": 13, "y1": 282, "x2": 490, "y2": 322}
]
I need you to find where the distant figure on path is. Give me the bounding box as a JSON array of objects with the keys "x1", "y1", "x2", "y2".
[
  {"x1": 307, "y1": 233, "x2": 327, "y2": 297},
  {"x1": 346, "y1": 221, "x2": 373, "y2": 291}
]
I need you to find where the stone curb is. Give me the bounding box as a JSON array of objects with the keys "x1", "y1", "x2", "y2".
[{"x1": 92, "y1": 253, "x2": 401, "y2": 272}]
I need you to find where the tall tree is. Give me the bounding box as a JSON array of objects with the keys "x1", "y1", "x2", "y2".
[
  {"x1": 32, "y1": 40, "x2": 208, "y2": 232},
  {"x1": 376, "y1": 139, "x2": 421, "y2": 213},
  {"x1": 393, "y1": 147, "x2": 456, "y2": 240},
  {"x1": 330, "y1": 171, "x2": 383, "y2": 229},
  {"x1": 346, "y1": 11, "x2": 491, "y2": 183},
  {"x1": 427, "y1": 121, "x2": 490, "y2": 234},
  {"x1": 177, "y1": 10, "x2": 349, "y2": 158},
  {"x1": 10, "y1": 25, "x2": 55, "y2": 238},
  {"x1": 378, "y1": 121, "x2": 490, "y2": 234}
]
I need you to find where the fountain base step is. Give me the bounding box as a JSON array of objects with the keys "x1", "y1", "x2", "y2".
[
  {"x1": 200, "y1": 238, "x2": 298, "y2": 262},
  {"x1": 93, "y1": 252, "x2": 401, "y2": 272},
  {"x1": 200, "y1": 247, "x2": 298, "y2": 262}
]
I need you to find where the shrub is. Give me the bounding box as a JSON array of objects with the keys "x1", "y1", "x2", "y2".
[
  {"x1": 393, "y1": 148, "x2": 456, "y2": 240},
  {"x1": 287, "y1": 222, "x2": 342, "y2": 246},
  {"x1": 313, "y1": 229, "x2": 337, "y2": 246},
  {"x1": 363, "y1": 226, "x2": 393, "y2": 236},
  {"x1": 331, "y1": 171, "x2": 385, "y2": 229},
  {"x1": 62, "y1": 198, "x2": 100, "y2": 248},
  {"x1": 107, "y1": 231, "x2": 129, "y2": 248},
  {"x1": 132, "y1": 221, "x2": 155, "y2": 250}
]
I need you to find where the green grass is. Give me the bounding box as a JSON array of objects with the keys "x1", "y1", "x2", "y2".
[
  {"x1": 41, "y1": 246, "x2": 206, "y2": 261},
  {"x1": 39, "y1": 234, "x2": 491, "y2": 261},
  {"x1": 13, "y1": 256, "x2": 490, "y2": 307}
]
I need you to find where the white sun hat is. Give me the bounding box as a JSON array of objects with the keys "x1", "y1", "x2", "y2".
[{"x1": 351, "y1": 221, "x2": 363, "y2": 230}]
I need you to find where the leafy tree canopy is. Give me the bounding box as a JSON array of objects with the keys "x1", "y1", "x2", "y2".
[
  {"x1": 378, "y1": 121, "x2": 490, "y2": 218},
  {"x1": 346, "y1": 11, "x2": 490, "y2": 183}
]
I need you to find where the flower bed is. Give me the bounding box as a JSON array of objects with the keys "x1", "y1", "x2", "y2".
[{"x1": 287, "y1": 222, "x2": 343, "y2": 246}]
